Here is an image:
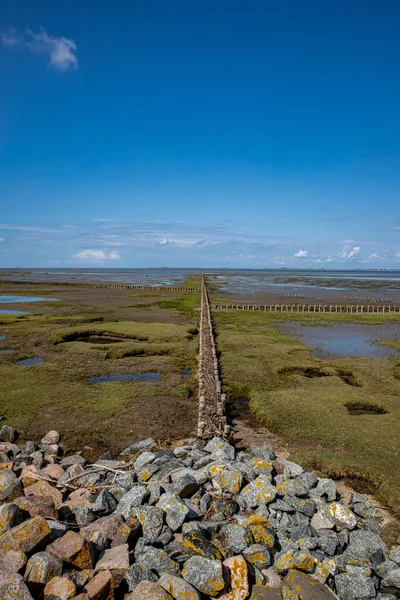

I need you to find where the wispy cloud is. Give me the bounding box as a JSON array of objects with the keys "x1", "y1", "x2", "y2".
[
  {"x1": 72, "y1": 249, "x2": 121, "y2": 262},
  {"x1": 0, "y1": 237, "x2": 4, "y2": 243},
  {"x1": 337, "y1": 245, "x2": 361, "y2": 260},
  {"x1": 294, "y1": 249, "x2": 309, "y2": 258},
  {"x1": 1, "y1": 27, "x2": 78, "y2": 71}
]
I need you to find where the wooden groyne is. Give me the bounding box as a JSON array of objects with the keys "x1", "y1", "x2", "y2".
[
  {"x1": 214, "y1": 303, "x2": 400, "y2": 314},
  {"x1": 197, "y1": 274, "x2": 229, "y2": 439},
  {"x1": 0, "y1": 280, "x2": 199, "y2": 292}
]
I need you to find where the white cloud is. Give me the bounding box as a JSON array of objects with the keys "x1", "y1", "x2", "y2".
[
  {"x1": 0, "y1": 237, "x2": 4, "y2": 243},
  {"x1": 337, "y1": 245, "x2": 361, "y2": 260},
  {"x1": 1, "y1": 27, "x2": 78, "y2": 71},
  {"x1": 294, "y1": 249, "x2": 309, "y2": 258},
  {"x1": 157, "y1": 238, "x2": 170, "y2": 246},
  {"x1": 72, "y1": 249, "x2": 121, "y2": 262}
]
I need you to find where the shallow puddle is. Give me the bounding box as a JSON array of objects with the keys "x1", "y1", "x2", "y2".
[
  {"x1": 274, "y1": 322, "x2": 400, "y2": 359},
  {"x1": 88, "y1": 372, "x2": 162, "y2": 384},
  {"x1": 0, "y1": 295, "x2": 59, "y2": 303},
  {"x1": 0, "y1": 310, "x2": 29, "y2": 315},
  {"x1": 0, "y1": 349, "x2": 15, "y2": 354},
  {"x1": 17, "y1": 357, "x2": 45, "y2": 366},
  {"x1": 182, "y1": 368, "x2": 191, "y2": 376}
]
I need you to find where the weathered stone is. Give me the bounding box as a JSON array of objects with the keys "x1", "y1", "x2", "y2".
[
  {"x1": 47, "y1": 531, "x2": 94, "y2": 569},
  {"x1": 25, "y1": 479, "x2": 63, "y2": 509},
  {"x1": 121, "y1": 438, "x2": 156, "y2": 455},
  {"x1": 95, "y1": 543, "x2": 129, "y2": 585},
  {"x1": 0, "y1": 548, "x2": 27, "y2": 573},
  {"x1": 238, "y1": 475, "x2": 277, "y2": 508},
  {"x1": 326, "y1": 503, "x2": 357, "y2": 530},
  {"x1": 125, "y1": 564, "x2": 158, "y2": 591},
  {"x1": 129, "y1": 580, "x2": 173, "y2": 599},
  {"x1": 84, "y1": 570, "x2": 114, "y2": 599},
  {"x1": 311, "y1": 511, "x2": 335, "y2": 532},
  {"x1": 73, "y1": 505, "x2": 95, "y2": 526},
  {"x1": 24, "y1": 551, "x2": 63, "y2": 589},
  {"x1": 0, "y1": 469, "x2": 23, "y2": 501},
  {"x1": 249, "y1": 523, "x2": 276, "y2": 550},
  {"x1": 92, "y1": 490, "x2": 117, "y2": 515},
  {"x1": 0, "y1": 426, "x2": 17, "y2": 443},
  {"x1": 389, "y1": 547, "x2": 400, "y2": 565},
  {"x1": 204, "y1": 437, "x2": 235, "y2": 460},
  {"x1": 244, "y1": 544, "x2": 271, "y2": 569},
  {"x1": 382, "y1": 569, "x2": 400, "y2": 588},
  {"x1": 114, "y1": 486, "x2": 149, "y2": 519},
  {"x1": 0, "y1": 515, "x2": 51, "y2": 552},
  {"x1": 171, "y1": 473, "x2": 199, "y2": 498},
  {"x1": 210, "y1": 464, "x2": 243, "y2": 494},
  {"x1": 0, "y1": 572, "x2": 33, "y2": 600},
  {"x1": 261, "y1": 566, "x2": 282, "y2": 588},
  {"x1": 134, "y1": 451, "x2": 156, "y2": 470},
  {"x1": 276, "y1": 549, "x2": 315, "y2": 574},
  {"x1": 60, "y1": 454, "x2": 87, "y2": 468},
  {"x1": 15, "y1": 494, "x2": 58, "y2": 519},
  {"x1": 182, "y1": 555, "x2": 225, "y2": 597},
  {"x1": 285, "y1": 570, "x2": 340, "y2": 600},
  {"x1": 218, "y1": 555, "x2": 249, "y2": 600},
  {"x1": 135, "y1": 546, "x2": 180, "y2": 576},
  {"x1": 335, "y1": 568, "x2": 376, "y2": 600},
  {"x1": 0, "y1": 502, "x2": 23, "y2": 535},
  {"x1": 80, "y1": 514, "x2": 132, "y2": 548},
  {"x1": 183, "y1": 530, "x2": 224, "y2": 560},
  {"x1": 157, "y1": 493, "x2": 189, "y2": 531},
  {"x1": 349, "y1": 530, "x2": 387, "y2": 556},
  {"x1": 159, "y1": 574, "x2": 201, "y2": 600},
  {"x1": 42, "y1": 431, "x2": 60, "y2": 445},
  {"x1": 138, "y1": 506, "x2": 164, "y2": 541},
  {"x1": 42, "y1": 464, "x2": 65, "y2": 480},
  {"x1": 223, "y1": 523, "x2": 253, "y2": 553},
  {"x1": 250, "y1": 585, "x2": 283, "y2": 600},
  {"x1": 43, "y1": 576, "x2": 76, "y2": 600}
]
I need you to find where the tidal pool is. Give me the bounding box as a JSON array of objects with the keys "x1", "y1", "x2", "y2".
[
  {"x1": 17, "y1": 357, "x2": 45, "y2": 366},
  {"x1": 88, "y1": 372, "x2": 162, "y2": 384},
  {"x1": 0, "y1": 295, "x2": 59, "y2": 303},
  {"x1": 274, "y1": 322, "x2": 400, "y2": 360}
]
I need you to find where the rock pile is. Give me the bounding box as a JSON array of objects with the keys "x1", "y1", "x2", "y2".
[{"x1": 0, "y1": 425, "x2": 399, "y2": 600}]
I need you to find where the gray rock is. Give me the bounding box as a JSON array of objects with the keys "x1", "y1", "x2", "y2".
[
  {"x1": 72, "y1": 506, "x2": 95, "y2": 526},
  {"x1": 41, "y1": 431, "x2": 60, "y2": 445},
  {"x1": 286, "y1": 495, "x2": 317, "y2": 517},
  {"x1": 318, "y1": 536, "x2": 339, "y2": 556},
  {"x1": 349, "y1": 530, "x2": 387, "y2": 556},
  {"x1": 280, "y1": 460, "x2": 304, "y2": 479},
  {"x1": 382, "y1": 569, "x2": 400, "y2": 588},
  {"x1": 125, "y1": 564, "x2": 158, "y2": 591},
  {"x1": 92, "y1": 489, "x2": 118, "y2": 515},
  {"x1": 0, "y1": 503, "x2": 23, "y2": 536},
  {"x1": 0, "y1": 573, "x2": 33, "y2": 600},
  {"x1": 204, "y1": 437, "x2": 235, "y2": 460},
  {"x1": 137, "y1": 506, "x2": 164, "y2": 541},
  {"x1": 120, "y1": 437, "x2": 156, "y2": 455},
  {"x1": 244, "y1": 544, "x2": 271, "y2": 569},
  {"x1": 375, "y1": 560, "x2": 398, "y2": 579},
  {"x1": 159, "y1": 573, "x2": 201, "y2": 599},
  {"x1": 311, "y1": 511, "x2": 335, "y2": 532},
  {"x1": 46, "y1": 519, "x2": 69, "y2": 540},
  {"x1": 223, "y1": 523, "x2": 253, "y2": 553},
  {"x1": 134, "y1": 451, "x2": 156, "y2": 471},
  {"x1": 314, "y1": 478, "x2": 337, "y2": 501},
  {"x1": 326, "y1": 503, "x2": 358, "y2": 529},
  {"x1": 182, "y1": 555, "x2": 225, "y2": 596},
  {"x1": 157, "y1": 492, "x2": 189, "y2": 531},
  {"x1": 114, "y1": 485, "x2": 149, "y2": 519},
  {"x1": 238, "y1": 474, "x2": 277, "y2": 508},
  {"x1": 250, "y1": 442, "x2": 276, "y2": 461},
  {"x1": 335, "y1": 567, "x2": 376, "y2": 600},
  {"x1": 0, "y1": 470, "x2": 23, "y2": 501},
  {"x1": 0, "y1": 549, "x2": 27, "y2": 573},
  {"x1": 135, "y1": 545, "x2": 180, "y2": 576},
  {"x1": 60, "y1": 454, "x2": 86, "y2": 467},
  {"x1": 170, "y1": 473, "x2": 199, "y2": 498},
  {"x1": 389, "y1": 547, "x2": 400, "y2": 565},
  {"x1": 0, "y1": 426, "x2": 17, "y2": 443},
  {"x1": 24, "y1": 551, "x2": 62, "y2": 588}
]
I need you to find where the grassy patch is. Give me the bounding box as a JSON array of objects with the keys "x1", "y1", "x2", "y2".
[{"x1": 214, "y1": 308, "x2": 400, "y2": 518}]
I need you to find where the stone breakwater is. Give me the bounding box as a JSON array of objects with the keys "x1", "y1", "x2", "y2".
[
  {"x1": 198, "y1": 275, "x2": 228, "y2": 440},
  {"x1": 1, "y1": 426, "x2": 400, "y2": 600}
]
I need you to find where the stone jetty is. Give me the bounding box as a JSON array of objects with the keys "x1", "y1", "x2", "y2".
[{"x1": 1, "y1": 425, "x2": 399, "y2": 600}]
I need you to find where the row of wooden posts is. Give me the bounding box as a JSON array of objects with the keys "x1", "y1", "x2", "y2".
[
  {"x1": 198, "y1": 274, "x2": 229, "y2": 439},
  {"x1": 0, "y1": 280, "x2": 199, "y2": 292},
  {"x1": 214, "y1": 303, "x2": 400, "y2": 314}
]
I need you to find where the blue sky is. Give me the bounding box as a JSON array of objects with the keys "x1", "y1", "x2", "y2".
[{"x1": 1, "y1": 0, "x2": 399, "y2": 268}]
